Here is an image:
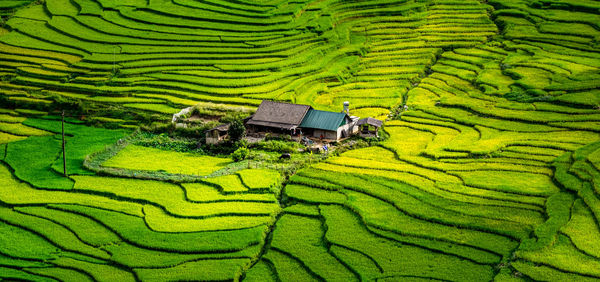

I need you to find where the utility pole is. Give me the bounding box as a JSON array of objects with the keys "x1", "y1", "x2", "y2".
[
  {"x1": 61, "y1": 110, "x2": 67, "y2": 177},
  {"x1": 113, "y1": 46, "x2": 116, "y2": 75}
]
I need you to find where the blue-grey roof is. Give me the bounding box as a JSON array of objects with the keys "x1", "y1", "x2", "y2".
[{"x1": 300, "y1": 109, "x2": 349, "y2": 131}]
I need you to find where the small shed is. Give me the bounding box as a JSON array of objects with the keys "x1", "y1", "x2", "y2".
[
  {"x1": 205, "y1": 124, "x2": 230, "y2": 144},
  {"x1": 356, "y1": 117, "x2": 383, "y2": 137},
  {"x1": 300, "y1": 109, "x2": 356, "y2": 140}
]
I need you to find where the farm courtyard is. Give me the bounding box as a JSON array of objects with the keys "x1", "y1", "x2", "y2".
[{"x1": 0, "y1": 0, "x2": 600, "y2": 281}]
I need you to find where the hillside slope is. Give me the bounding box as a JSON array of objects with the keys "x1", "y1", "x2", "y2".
[{"x1": 0, "y1": 0, "x2": 600, "y2": 281}]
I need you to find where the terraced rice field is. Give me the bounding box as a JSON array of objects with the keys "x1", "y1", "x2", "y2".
[{"x1": 1, "y1": 0, "x2": 600, "y2": 281}]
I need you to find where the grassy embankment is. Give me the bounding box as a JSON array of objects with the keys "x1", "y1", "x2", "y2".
[{"x1": 0, "y1": 0, "x2": 599, "y2": 281}]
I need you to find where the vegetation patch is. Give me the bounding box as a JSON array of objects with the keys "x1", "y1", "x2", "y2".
[
  {"x1": 102, "y1": 144, "x2": 232, "y2": 176},
  {"x1": 0, "y1": 0, "x2": 600, "y2": 280}
]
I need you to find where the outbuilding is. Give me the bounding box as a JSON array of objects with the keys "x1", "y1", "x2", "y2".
[
  {"x1": 239, "y1": 100, "x2": 382, "y2": 142},
  {"x1": 205, "y1": 124, "x2": 230, "y2": 144},
  {"x1": 356, "y1": 117, "x2": 383, "y2": 137}
]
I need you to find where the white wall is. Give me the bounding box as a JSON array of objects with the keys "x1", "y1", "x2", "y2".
[
  {"x1": 312, "y1": 129, "x2": 337, "y2": 140},
  {"x1": 309, "y1": 121, "x2": 358, "y2": 140},
  {"x1": 337, "y1": 121, "x2": 358, "y2": 139}
]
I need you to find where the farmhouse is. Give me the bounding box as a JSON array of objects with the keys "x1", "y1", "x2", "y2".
[
  {"x1": 245, "y1": 100, "x2": 366, "y2": 141},
  {"x1": 208, "y1": 100, "x2": 381, "y2": 143}
]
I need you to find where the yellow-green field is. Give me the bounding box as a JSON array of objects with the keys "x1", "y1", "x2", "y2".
[
  {"x1": 102, "y1": 144, "x2": 232, "y2": 175},
  {"x1": 1, "y1": 0, "x2": 600, "y2": 281}
]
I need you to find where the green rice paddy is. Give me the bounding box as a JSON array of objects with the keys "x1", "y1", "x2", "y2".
[
  {"x1": 102, "y1": 144, "x2": 232, "y2": 176},
  {"x1": 0, "y1": 0, "x2": 600, "y2": 280}
]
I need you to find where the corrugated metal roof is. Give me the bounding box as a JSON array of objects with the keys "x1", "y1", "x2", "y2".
[{"x1": 300, "y1": 109, "x2": 349, "y2": 131}]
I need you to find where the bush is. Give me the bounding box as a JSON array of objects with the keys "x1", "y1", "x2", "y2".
[
  {"x1": 235, "y1": 139, "x2": 248, "y2": 149},
  {"x1": 228, "y1": 119, "x2": 246, "y2": 142},
  {"x1": 253, "y1": 139, "x2": 303, "y2": 153},
  {"x1": 134, "y1": 132, "x2": 201, "y2": 153},
  {"x1": 220, "y1": 112, "x2": 249, "y2": 123},
  {"x1": 231, "y1": 147, "x2": 249, "y2": 162}
]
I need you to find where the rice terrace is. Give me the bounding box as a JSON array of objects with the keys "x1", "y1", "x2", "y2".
[{"x1": 0, "y1": 0, "x2": 599, "y2": 280}]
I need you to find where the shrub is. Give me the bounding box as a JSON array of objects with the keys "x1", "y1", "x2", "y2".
[
  {"x1": 134, "y1": 132, "x2": 200, "y2": 152},
  {"x1": 220, "y1": 111, "x2": 250, "y2": 123},
  {"x1": 253, "y1": 139, "x2": 303, "y2": 153},
  {"x1": 231, "y1": 147, "x2": 249, "y2": 162},
  {"x1": 228, "y1": 119, "x2": 246, "y2": 142},
  {"x1": 234, "y1": 139, "x2": 248, "y2": 149}
]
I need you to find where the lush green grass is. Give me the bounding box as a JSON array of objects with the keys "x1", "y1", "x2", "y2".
[
  {"x1": 285, "y1": 184, "x2": 347, "y2": 204},
  {"x1": 320, "y1": 205, "x2": 495, "y2": 281},
  {"x1": 0, "y1": 114, "x2": 26, "y2": 123},
  {"x1": 512, "y1": 260, "x2": 600, "y2": 282},
  {"x1": 269, "y1": 214, "x2": 357, "y2": 281},
  {"x1": 22, "y1": 267, "x2": 93, "y2": 282},
  {"x1": 181, "y1": 182, "x2": 276, "y2": 202},
  {"x1": 244, "y1": 260, "x2": 277, "y2": 282},
  {"x1": 16, "y1": 206, "x2": 121, "y2": 247},
  {"x1": 237, "y1": 168, "x2": 281, "y2": 189},
  {"x1": 0, "y1": 121, "x2": 50, "y2": 136},
  {"x1": 0, "y1": 131, "x2": 26, "y2": 143},
  {"x1": 102, "y1": 144, "x2": 231, "y2": 176},
  {"x1": 0, "y1": 206, "x2": 111, "y2": 259},
  {"x1": 562, "y1": 199, "x2": 600, "y2": 258},
  {"x1": 49, "y1": 257, "x2": 136, "y2": 282},
  {"x1": 143, "y1": 205, "x2": 275, "y2": 232},
  {"x1": 0, "y1": 268, "x2": 56, "y2": 282},
  {"x1": 203, "y1": 174, "x2": 248, "y2": 192},
  {"x1": 262, "y1": 249, "x2": 318, "y2": 282},
  {"x1": 23, "y1": 118, "x2": 128, "y2": 175},
  {"x1": 453, "y1": 170, "x2": 560, "y2": 196},
  {"x1": 53, "y1": 204, "x2": 267, "y2": 253},
  {"x1": 4, "y1": 136, "x2": 74, "y2": 190},
  {"x1": 1, "y1": 0, "x2": 600, "y2": 280},
  {"x1": 0, "y1": 220, "x2": 59, "y2": 261},
  {"x1": 71, "y1": 175, "x2": 277, "y2": 217},
  {"x1": 1, "y1": 118, "x2": 128, "y2": 190},
  {"x1": 0, "y1": 164, "x2": 143, "y2": 216},
  {"x1": 135, "y1": 258, "x2": 250, "y2": 281},
  {"x1": 517, "y1": 234, "x2": 600, "y2": 278}
]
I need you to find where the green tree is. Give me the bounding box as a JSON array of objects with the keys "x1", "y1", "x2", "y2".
[{"x1": 228, "y1": 119, "x2": 246, "y2": 142}]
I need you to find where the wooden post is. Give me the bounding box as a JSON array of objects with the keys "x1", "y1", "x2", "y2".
[
  {"x1": 113, "y1": 46, "x2": 116, "y2": 74},
  {"x1": 61, "y1": 110, "x2": 67, "y2": 177}
]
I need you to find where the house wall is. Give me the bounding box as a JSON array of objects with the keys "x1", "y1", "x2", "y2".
[
  {"x1": 309, "y1": 121, "x2": 358, "y2": 140},
  {"x1": 206, "y1": 130, "x2": 228, "y2": 144},
  {"x1": 206, "y1": 137, "x2": 220, "y2": 144},
  {"x1": 312, "y1": 129, "x2": 337, "y2": 140},
  {"x1": 337, "y1": 122, "x2": 358, "y2": 138}
]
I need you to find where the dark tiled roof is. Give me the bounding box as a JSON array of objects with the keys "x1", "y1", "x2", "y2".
[
  {"x1": 300, "y1": 109, "x2": 349, "y2": 131},
  {"x1": 357, "y1": 117, "x2": 383, "y2": 127},
  {"x1": 246, "y1": 100, "x2": 311, "y2": 130}
]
